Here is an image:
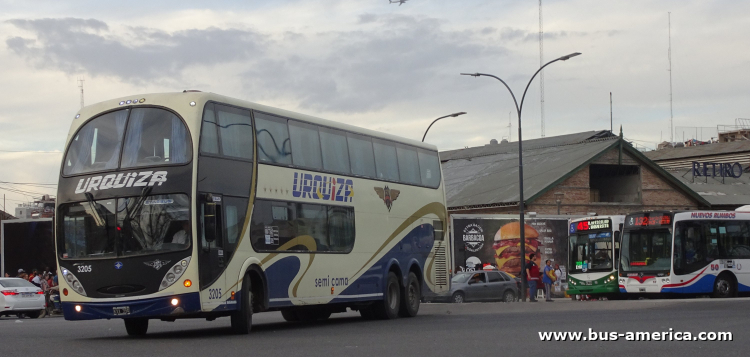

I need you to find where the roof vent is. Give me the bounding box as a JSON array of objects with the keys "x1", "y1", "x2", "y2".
[
  {"x1": 183, "y1": 90, "x2": 202, "y2": 93},
  {"x1": 501, "y1": 138, "x2": 509, "y2": 143},
  {"x1": 489, "y1": 139, "x2": 499, "y2": 145}
]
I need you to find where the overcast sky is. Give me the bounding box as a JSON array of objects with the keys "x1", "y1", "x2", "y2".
[{"x1": 1, "y1": 0, "x2": 748, "y2": 208}]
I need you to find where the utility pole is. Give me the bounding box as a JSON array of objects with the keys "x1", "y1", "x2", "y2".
[
  {"x1": 668, "y1": 12, "x2": 674, "y2": 143},
  {"x1": 78, "y1": 77, "x2": 85, "y2": 109},
  {"x1": 610, "y1": 92, "x2": 613, "y2": 133},
  {"x1": 539, "y1": 0, "x2": 545, "y2": 138}
]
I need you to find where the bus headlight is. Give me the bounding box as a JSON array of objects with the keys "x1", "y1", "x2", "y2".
[
  {"x1": 61, "y1": 268, "x2": 87, "y2": 297},
  {"x1": 159, "y1": 257, "x2": 191, "y2": 291},
  {"x1": 661, "y1": 278, "x2": 670, "y2": 284},
  {"x1": 618, "y1": 278, "x2": 625, "y2": 285}
]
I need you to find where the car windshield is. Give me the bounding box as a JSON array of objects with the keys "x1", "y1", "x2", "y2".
[
  {"x1": 569, "y1": 231, "x2": 614, "y2": 273},
  {"x1": 63, "y1": 108, "x2": 191, "y2": 175},
  {"x1": 620, "y1": 229, "x2": 672, "y2": 272},
  {"x1": 451, "y1": 274, "x2": 471, "y2": 283},
  {"x1": 58, "y1": 194, "x2": 191, "y2": 259},
  {"x1": 0, "y1": 279, "x2": 36, "y2": 288}
]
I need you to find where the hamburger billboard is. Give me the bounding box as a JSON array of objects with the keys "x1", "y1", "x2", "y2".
[{"x1": 451, "y1": 215, "x2": 572, "y2": 278}]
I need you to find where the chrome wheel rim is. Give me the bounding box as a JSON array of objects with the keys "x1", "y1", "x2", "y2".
[
  {"x1": 454, "y1": 294, "x2": 463, "y2": 303},
  {"x1": 717, "y1": 280, "x2": 730, "y2": 296}
]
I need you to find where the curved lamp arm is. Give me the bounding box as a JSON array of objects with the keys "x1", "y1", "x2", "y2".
[{"x1": 422, "y1": 112, "x2": 467, "y2": 142}]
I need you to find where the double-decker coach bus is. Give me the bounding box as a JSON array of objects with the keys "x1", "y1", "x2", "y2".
[
  {"x1": 566, "y1": 216, "x2": 624, "y2": 299},
  {"x1": 55, "y1": 92, "x2": 450, "y2": 335},
  {"x1": 619, "y1": 211, "x2": 750, "y2": 298}
]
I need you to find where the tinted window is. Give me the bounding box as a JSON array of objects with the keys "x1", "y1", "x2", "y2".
[
  {"x1": 64, "y1": 110, "x2": 128, "y2": 175},
  {"x1": 320, "y1": 127, "x2": 350, "y2": 174},
  {"x1": 59, "y1": 199, "x2": 118, "y2": 259},
  {"x1": 250, "y1": 199, "x2": 355, "y2": 253},
  {"x1": 119, "y1": 194, "x2": 191, "y2": 257},
  {"x1": 0, "y1": 279, "x2": 35, "y2": 288},
  {"x1": 289, "y1": 121, "x2": 323, "y2": 170},
  {"x1": 255, "y1": 112, "x2": 292, "y2": 164},
  {"x1": 223, "y1": 196, "x2": 248, "y2": 248},
  {"x1": 122, "y1": 108, "x2": 192, "y2": 168},
  {"x1": 396, "y1": 144, "x2": 421, "y2": 185},
  {"x1": 347, "y1": 133, "x2": 376, "y2": 177},
  {"x1": 487, "y1": 272, "x2": 503, "y2": 282},
  {"x1": 418, "y1": 149, "x2": 441, "y2": 188},
  {"x1": 216, "y1": 105, "x2": 253, "y2": 160},
  {"x1": 468, "y1": 273, "x2": 486, "y2": 283},
  {"x1": 372, "y1": 139, "x2": 399, "y2": 181},
  {"x1": 200, "y1": 104, "x2": 219, "y2": 154}
]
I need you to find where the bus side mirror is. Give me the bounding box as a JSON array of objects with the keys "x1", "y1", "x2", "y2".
[{"x1": 614, "y1": 231, "x2": 621, "y2": 243}]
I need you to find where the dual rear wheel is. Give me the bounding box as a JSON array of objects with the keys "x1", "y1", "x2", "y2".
[{"x1": 359, "y1": 271, "x2": 420, "y2": 320}]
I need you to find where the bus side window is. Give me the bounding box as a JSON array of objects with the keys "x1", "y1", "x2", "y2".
[{"x1": 255, "y1": 112, "x2": 292, "y2": 164}]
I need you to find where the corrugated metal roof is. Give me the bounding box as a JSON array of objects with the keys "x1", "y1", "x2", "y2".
[
  {"x1": 441, "y1": 137, "x2": 619, "y2": 208},
  {"x1": 644, "y1": 141, "x2": 750, "y2": 162},
  {"x1": 664, "y1": 168, "x2": 750, "y2": 206},
  {"x1": 440, "y1": 130, "x2": 614, "y2": 161}
]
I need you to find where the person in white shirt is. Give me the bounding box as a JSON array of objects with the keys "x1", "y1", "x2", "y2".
[{"x1": 172, "y1": 221, "x2": 190, "y2": 246}]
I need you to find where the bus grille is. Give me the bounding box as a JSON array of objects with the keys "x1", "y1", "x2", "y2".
[{"x1": 434, "y1": 246, "x2": 448, "y2": 286}]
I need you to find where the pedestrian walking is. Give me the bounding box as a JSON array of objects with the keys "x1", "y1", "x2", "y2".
[
  {"x1": 525, "y1": 253, "x2": 541, "y2": 302},
  {"x1": 542, "y1": 260, "x2": 555, "y2": 302}
]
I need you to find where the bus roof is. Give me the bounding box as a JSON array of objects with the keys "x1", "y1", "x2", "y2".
[{"x1": 72, "y1": 91, "x2": 438, "y2": 152}]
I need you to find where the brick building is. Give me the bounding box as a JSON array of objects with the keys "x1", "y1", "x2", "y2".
[{"x1": 440, "y1": 130, "x2": 709, "y2": 216}]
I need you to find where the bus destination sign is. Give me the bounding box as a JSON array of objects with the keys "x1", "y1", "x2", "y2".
[
  {"x1": 569, "y1": 219, "x2": 610, "y2": 233},
  {"x1": 626, "y1": 213, "x2": 672, "y2": 227}
]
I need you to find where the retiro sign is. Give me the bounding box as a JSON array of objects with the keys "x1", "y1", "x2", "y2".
[{"x1": 692, "y1": 161, "x2": 743, "y2": 178}]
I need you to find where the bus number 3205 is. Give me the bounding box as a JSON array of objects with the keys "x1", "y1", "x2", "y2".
[{"x1": 208, "y1": 288, "x2": 222, "y2": 299}]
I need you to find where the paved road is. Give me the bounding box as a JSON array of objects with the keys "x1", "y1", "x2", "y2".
[{"x1": 2, "y1": 298, "x2": 748, "y2": 356}]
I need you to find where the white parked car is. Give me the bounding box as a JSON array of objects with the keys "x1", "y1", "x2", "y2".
[{"x1": 0, "y1": 278, "x2": 46, "y2": 318}]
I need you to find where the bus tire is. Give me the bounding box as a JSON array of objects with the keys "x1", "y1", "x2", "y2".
[
  {"x1": 124, "y1": 318, "x2": 149, "y2": 336},
  {"x1": 373, "y1": 272, "x2": 401, "y2": 319},
  {"x1": 230, "y1": 273, "x2": 253, "y2": 334},
  {"x1": 712, "y1": 273, "x2": 736, "y2": 299},
  {"x1": 281, "y1": 309, "x2": 299, "y2": 322},
  {"x1": 398, "y1": 272, "x2": 420, "y2": 317}
]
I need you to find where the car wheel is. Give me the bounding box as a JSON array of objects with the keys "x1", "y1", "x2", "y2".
[
  {"x1": 503, "y1": 290, "x2": 516, "y2": 303},
  {"x1": 398, "y1": 272, "x2": 420, "y2": 318},
  {"x1": 452, "y1": 292, "x2": 465, "y2": 304},
  {"x1": 712, "y1": 274, "x2": 736, "y2": 298},
  {"x1": 230, "y1": 273, "x2": 253, "y2": 334},
  {"x1": 124, "y1": 318, "x2": 149, "y2": 336},
  {"x1": 372, "y1": 272, "x2": 401, "y2": 319}
]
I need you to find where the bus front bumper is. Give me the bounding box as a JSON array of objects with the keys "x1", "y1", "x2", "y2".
[
  {"x1": 566, "y1": 284, "x2": 619, "y2": 296},
  {"x1": 62, "y1": 292, "x2": 201, "y2": 321}
]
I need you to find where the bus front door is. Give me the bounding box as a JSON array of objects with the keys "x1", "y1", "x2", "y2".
[{"x1": 198, "y1": 193, "x2": 225, "y2": 294}]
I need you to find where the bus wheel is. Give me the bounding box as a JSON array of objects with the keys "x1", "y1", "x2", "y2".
[
  {"x1": 124, "y1": 318, "x2": 149, "y2": 336},
  {"x1": 399, "y1": 272, "x2": 421, "y2": 317},
  {"x1": 373, "y1": 272, "x2": 401, "y2": 319},
  {"x1": 712, "y1": 274, "x2": 736, "y2": 298},
  {"x1": 230, "y1": 273, "x2": 253, "y2": 334},
  {"x1": 281, "y1": 309, "x2": 299, "y2": 322}
]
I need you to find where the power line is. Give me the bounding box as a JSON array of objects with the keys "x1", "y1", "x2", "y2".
[{"x1": 0, "y1": 149, "x2": 63, "y2": 154}]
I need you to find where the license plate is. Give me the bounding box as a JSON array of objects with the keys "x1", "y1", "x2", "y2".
[
  {"x1": 21, "y1": 292, "x2": 34, "y2": 298},
  {"x1": 639, "y1": 288, "x2": 646, "y2": 292},
  {"x1": 113, "y1": 306, "x2": 131, "y2": 315}
]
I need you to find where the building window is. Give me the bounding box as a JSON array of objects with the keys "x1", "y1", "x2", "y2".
[{"x1": 589, "y1": 164, "x2": 640, "y2": 203}]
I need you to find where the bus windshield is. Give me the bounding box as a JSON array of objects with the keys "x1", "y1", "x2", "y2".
[
  {"x1": 569, "y1": 232, "x2": 613, "y2": 273},
  {"x1": 58, "y1": 194, "x2": 191, "y2": 259},
  {"x1": 63, "y1": 108, "x2": 191, "y2": 175},
  {"x1": 620, "y1": 229, "x2": 672, "y2": 272}
]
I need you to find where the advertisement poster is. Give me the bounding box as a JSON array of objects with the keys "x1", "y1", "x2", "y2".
[{"x1": 452, "y1": 216, "x2": 569, "y2": 287}]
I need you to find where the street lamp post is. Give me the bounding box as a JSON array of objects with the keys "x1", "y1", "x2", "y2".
[
  {"x1": 461, "y1": 52, "x2": 581, "y2": 302},
  {"x1": 422, "y1": 112, "x2": 467, "y2": 142}
]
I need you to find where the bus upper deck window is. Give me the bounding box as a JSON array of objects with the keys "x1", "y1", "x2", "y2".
[{"x1": 121, "y1": 108, "x2": 191, "y2": 168}]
